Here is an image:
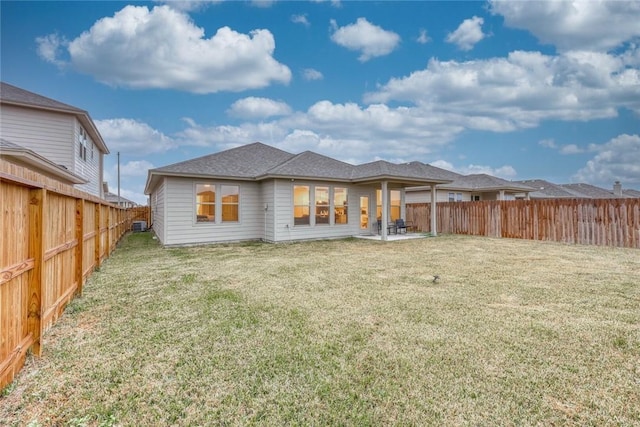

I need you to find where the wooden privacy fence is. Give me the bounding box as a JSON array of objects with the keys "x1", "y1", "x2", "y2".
[
  {"x1": 0, "y1": 159, "x2": 148, "y2": 390},
  {"x1": 407, "y1": 198, "x2": 640, "y2": 249}
]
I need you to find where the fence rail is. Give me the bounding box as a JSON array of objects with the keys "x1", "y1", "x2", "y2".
[
  {"x1": 0, "y1": 159, "x2": 149, "y2": 390},
  {"x1": 407, "y1": 198, "x2": 640, "y2": 249}
]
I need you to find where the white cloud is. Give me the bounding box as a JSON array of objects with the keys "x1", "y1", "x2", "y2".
[
  {"x1": 120, "y1": 160, "x2": 155, "y2": 177},
  {"x1": 365, "y1": 50, "x2": 640, "y2": 131},
  {"x1": 330, "y1": 17, "x2": 400, "y2": 62},
  {"x1": 538, "y1": 138, "x2": 557, "y2": 149},
  {"x1": 38, "y1": 5, "x2": 291, "y2": 93},
  {"x1": 490, "y1": 0, "x2": 640, "y2": 52},
  {"x1": 157, "y1": 1, "x2": 221, "y2": 12},
  {"x1": 431, "y1": 160, "x2": 517, "y2": 179},
  {"x1": 227, "y1": 97, "x2": 292, "y2": 119},
  {"x1": 416, "y1": 29, "x2": 431, "y2": 44},
  {"x1": 291, "y1": 14, "x2": 310, "y2": 27},
  {"x1": 302, "y1": 68, "x2": 324, "y2": 80},
  {"x1": 446, "y1": 16, "x2": 485, "y2": 51},
  {"x1": 95, "y1": 118, "x2": 176, "y2": 155},
  {"x1": 573, "y1": 134, "x2": 640, "y2": 186},
  {"x1": 35, "y1": 33, "x2": 68, "y2": 67},
  {"x1": 559, "y1": 144, "x2": 584, "y2": 155}
]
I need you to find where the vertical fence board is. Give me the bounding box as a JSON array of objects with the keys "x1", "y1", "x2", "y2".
[
  {"x1": 407, "y1": 198, "x2": 640, "y2": 249},
  {"x1": 1, "y1": 159, "x2": 139, "y2": 390}
]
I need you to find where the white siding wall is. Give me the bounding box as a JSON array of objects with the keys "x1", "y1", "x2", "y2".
[
  {"x1": 151, "y1": 179, "x2": 166, "y2": 244},
  {"x1": 0, "y1": 105, "x2": 103, "y2": 197},
  {"x1": 261, "y1": 180, "x2": 276, "y2": 242},
  {"x1": 73, "y1": 119, "x2": 102, "y2": 197},
  {"x1": 163, "y1": 177, "x2": 264, "y2": 246},
  {"x1": 272, "y1": 179, "x2": 361, "y2": 243},
  {"x1": 0, "y1": 105, "x2": 74, "y2": 166}
]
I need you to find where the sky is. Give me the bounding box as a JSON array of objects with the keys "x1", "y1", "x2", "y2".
[{"x1": 1, "y1": 0, "x2": 639, "y2": 205}]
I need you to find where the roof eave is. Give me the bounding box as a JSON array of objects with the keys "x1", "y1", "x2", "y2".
[{"x1": 1, "y1": 149, "x2": 88, "y2": 185}]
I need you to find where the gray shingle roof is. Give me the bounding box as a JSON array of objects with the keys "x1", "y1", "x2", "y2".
[
  {"x1": 145, "y1": 142, "x2": 457, "y2": 194},
  {"x1": 264, "y1": 150, "x2": 355, "y2": 180},
  {"x1": 351, "y1": 160, "x2": 454, "y2": 183},
  {"x1": 0, "y1": 138, "x2": 22, "y2": 149},
  {"x1": 1, "y1": 81, "x2": 85, "y2": 113},
  {"x1": 151, "y1": 142, "x2": 295, "y2": 178},
  {"x1": 444, "y1": 174, "x2": 535, "y2": 192},
  {"x1": 623, "y1": 189, "x2": 640, "y2": 197},
  {"x1": 515, "y1": 179, "x2": 579, "y2": 198},
  {"x1": 560, "y1": 183, "x2": 628, "y2": 199}
]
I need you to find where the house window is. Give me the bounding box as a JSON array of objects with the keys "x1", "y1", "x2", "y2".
[
  {"x1": 196, "y1": 184, "x2": 215, "y2": 222},
  {"x1": 315, "y1": 186, "x2": 329, "y2": 225},
  {"x1": 390, "y1": 190, "x2": 401, "y2": 221},
  {"x1": 448, "y1": 192, "x2": 455, "y2": 202},
  {"x1": 376, "y1": 189, "x2": 400, "y2": 221},
  {"x1": 294, "y1": 185, "x2": 310, "y2": 226},
  {"x1": 334, "y1": 187, "x2": 348, "y2": 224},
  {"x1": 472, "y1": 195, "x2": 480, "y2": 201},
  {"x1": 221, "y1": 185, "x2": 239, "y2": 222},
  {"x1": 78, "y1": 127, "x2": 87, "y2": 161},
  {"x1": 456, "y1": 193, "x2": 462, "y2": 202}
]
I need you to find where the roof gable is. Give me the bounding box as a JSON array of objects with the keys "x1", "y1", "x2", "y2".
[
  {"x1": 264, "y1": 151, "x2": 355, "y2": 180},
  {"x1": 151, "y1": 142, "x2": 295, "y2": 178}
]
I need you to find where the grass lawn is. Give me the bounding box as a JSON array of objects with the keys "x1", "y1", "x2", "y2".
[{"x1": 2, "y1": 232, "x2": 639, "y2": 426}]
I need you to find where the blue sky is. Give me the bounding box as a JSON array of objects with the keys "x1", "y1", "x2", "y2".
[{"x1": 2, "y1": 0, "x2": 639, "y2": 204}]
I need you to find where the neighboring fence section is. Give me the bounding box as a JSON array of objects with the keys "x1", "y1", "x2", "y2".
[
  {"x1": 407, "y1": 198, "x2": 640, "y2": 249},
  {"x1": 0, "y1": 160, "x2": 148, "y2": 390}
]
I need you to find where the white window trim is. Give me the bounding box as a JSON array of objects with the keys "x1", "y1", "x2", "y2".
[{"x1": 194, "y1": 182, "x2": 241, "y2": 225}]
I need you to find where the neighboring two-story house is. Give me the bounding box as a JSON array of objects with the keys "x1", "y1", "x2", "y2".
[{"x1": 0, "y1": 82, "x2": 109, "y2": 197}]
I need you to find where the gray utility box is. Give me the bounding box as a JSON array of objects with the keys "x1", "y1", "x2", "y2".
[{"x1": 132, "y1": 221, "x2": 147, "y2": 232}]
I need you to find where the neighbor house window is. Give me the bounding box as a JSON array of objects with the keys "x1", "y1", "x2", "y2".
[
  {"x1": 294, "y1": 185, "x2": 310, "y2": 226},
  {"x1": 196, "y1": 184, "x2": 215, "y2": 222},
  {"x1": 221, "y1": 185, "x2": 239, "y2": 222},
  {"x1": 456, "y1": 193, "x2": 463, "y2": 202},
  {"x1": 334, "y1": 187, "x2": 348, "y2": 224},
  {"x1": 472, "y1": 195, "x2": 480, "y2": 201},
  {"x1": 390, "y1": 190, "x2": 401, "y2": 221},
  {"x1": 78, "y1": 127, "x2": 87, "y2": 161},
  {"x1": 315, "y1": 186, "x2": 329, "y2": 225},
  {"x1": 448, "y1": 192, "x2": 455, "y2": 202}
]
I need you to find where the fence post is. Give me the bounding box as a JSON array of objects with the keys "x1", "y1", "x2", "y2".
[
  {"x1": 94, "y1": 203, "x2": 101, "y2": 269},
  {"x1": 27, "y1": 188, "x2": 45, "y2": 357},
  {"x1": 75, "y1": 199, "x2": 84, "y2": 296}
]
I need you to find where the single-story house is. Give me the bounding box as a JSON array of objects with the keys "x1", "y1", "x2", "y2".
[
  {"x1": 144, "y1": 142, "x2": 455, "y2": 245},
  {"x1": 516, "y1": 179, "x2": 637, "y2": 199},
  {"x1": 405, "y1": 173, "x2": 535, "y2": 204}
]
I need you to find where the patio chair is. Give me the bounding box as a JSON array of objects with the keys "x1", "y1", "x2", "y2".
[
  {"x1": 377, "y1": 220, "x2": 397, "y2": 234},
  {"x1": 395, "y1": 218, "x2": 410, "y2": 234}
]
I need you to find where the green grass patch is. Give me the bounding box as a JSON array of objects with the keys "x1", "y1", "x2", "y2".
[{"x1": 2, "y1": 233, "x2": 639, "y2": 426}]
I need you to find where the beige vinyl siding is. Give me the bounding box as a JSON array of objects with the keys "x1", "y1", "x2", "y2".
[
  {"x1": 0, "y1": 105, "x2": 74, "y2": 167},
  {"x1": 406, "y1": 189, "x2": 473, "y2": 203},
  {"x1": 151, "y1": 179, "x2": 166, "y2": 244},
  {"x1": 163, "y1": 177, "x2": 264, "y2": 246},
  {"x1": 272, "y1": 179, "x2": 361, "y2": 243},
  {"x1": 73, "y1": 119, "x2": 102, "y2": 197}
]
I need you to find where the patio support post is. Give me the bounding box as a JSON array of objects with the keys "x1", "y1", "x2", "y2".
[
  {"x1": 431, "y1": 185, "x2": 437, "y2": 236},
  {"x1": 381, "y1": 180, "x2": 388, "y2": 241}
]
